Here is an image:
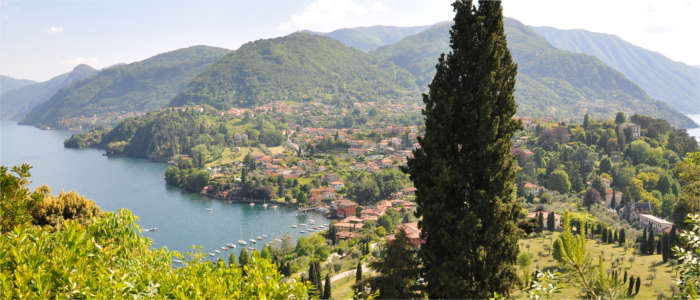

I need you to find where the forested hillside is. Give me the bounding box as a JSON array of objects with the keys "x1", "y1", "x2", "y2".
[
  {"x1": 170, "y1": 32, "x2": 417, "y2": 109},
  {"x1": 21, "y1": 46, "x2": 229, "y2": 129},
  {"x1": 0, "y1": 65, "x2": 97, "y2": 120},
  {"x1": 0, "y1": 75, "x2": 35, "y2": 94},
  {"x1": 369, "y1": 19, "x2": 697, "y2": 128},
  {"x1": 533, "y1": 26, "x2": 700, "y2": 114},
  {"x1": 314, "y1": 24, "x2": 430, "y2": 51}
]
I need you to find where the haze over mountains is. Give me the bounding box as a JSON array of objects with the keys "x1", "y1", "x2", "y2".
[
  {"x1": 2, "y1": 17, "x2": 698, "y2": 130},
  {"x1": 21, "y1": 46, "x2": 228, "y2": 129},
  {"x1": 0, "y1": 65, "x2": 97, "y2": 120},
  {"x1": 0, "y1": 76, "x2": 35, "y2": 94},
  {"x1": 532, "y1": 26, "x2": 700, "y2": 114}
]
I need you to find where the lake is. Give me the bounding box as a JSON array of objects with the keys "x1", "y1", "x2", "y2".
[
  {"x1": 0, "y1": 120, "x2": 328, "y2": 258},
  {"x1": 688, "y1": 114, "x2": 700, "y2": 144}
]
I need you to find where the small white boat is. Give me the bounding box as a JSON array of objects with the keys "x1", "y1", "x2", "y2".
[
  {"x1": 257, "y1": 236, "x2": 263, "y2": 240},
  {"x1": 249, "y1": 239, "x2": 257, "y2": 244},
  {"x1": 220, "y1": 246, "x2": 227, "y2": 250},
  {"x1": 300, "y1": 230, "x2": 306, "y2": 234},
  {"x1": 248, "y1": 247, "x2": 255, "y2": 251},
  {"x1": 238, "y1": 240, "x2": 248, "y2": 245},
  {"x1": 299, "y1": 223, "x2": 307, "y2": 227},
  {"x1": 205, "y1": 208, "x2": 214, "y2": 212},
  {"x1": 208, "y1": 252, "x2": 215, "y2": 257},
  {"x1": 291, "y1": 225, "x2": 297, "y2": 228},
  {"x1": 272, "y1": 205, "x2": 278, "y2": 209},
  {"x1": 214, "y1": 250, "x2": 221, "y2": 254},
  {"x1": 249, "y1": 203, "x2": 255, "y2": 206},
  {"x1": 143, "y1": 226, "x2": 159, "y2": 232},
  {"x1": 309, "y1": 219, "x2": 316, "y2": 224},
  {"x1": 227, "y1": 243, "x2": 236, "y2": 248},
  {"x1": 262, "y1": 234, "x2": 268, "y2": 238},
  {"x1": 263, "y1": 203, "x2": 268, "y2": 208}
]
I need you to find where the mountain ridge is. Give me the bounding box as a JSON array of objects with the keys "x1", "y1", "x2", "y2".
[
  {"x1": 532, "y1": 26, "x2": 700, "y2": 114},
  {"x1": 0, "y1": 75, "x2": 36, "y2": 95},
  {"x1": 21, "y1": 46, "x2": 229, "y2": 129},
  {"x1": 1, "y1": 65, "x2": 98, "y2": 120}
]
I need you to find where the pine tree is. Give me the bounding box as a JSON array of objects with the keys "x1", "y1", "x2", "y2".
[
  {"x1": 537, "y1": 212, "x2": 544, "y2": 233},
  {"x1": 627, "y1": 276, "x2": 635, "y2": 295},
  {"x1": 546, "y1": 212, "x2": 555, "y2": 231},
  {"x1": 356, "y1": 261, "x2": 363, "y2": 282},
  {"x1": 323, "y1": 274, "x2": 331, "y2": 300},
  {"x1": 239, "y1": 247, "x2": 249, "y2": 267},
  {"x1": 403, "y1": 1, "x2": 521, "y2": 297},
  {"x1": 647, "y1": 225, "x2": 655, "y2": 255},
  {"x1": 662, "y1": 233, "x2": 670, "y2": 262},
  {"x1": 635, "y1": 277, "x2": 641, "y2": 295},
  {"x1": 619, "y1": 229, "x2": 626, "y2": 246},
  {"x1": 623, "y1": 271, "x2": 627, "y2": 284}
]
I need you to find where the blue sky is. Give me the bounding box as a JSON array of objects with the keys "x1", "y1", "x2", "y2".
[{"x1": 2, "y1": 0, "x2": 698, "y2": 82}]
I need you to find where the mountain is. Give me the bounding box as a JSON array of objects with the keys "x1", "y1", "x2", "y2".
[
  {"x1": 170, "y1": 32, "x2": 417, "y2": 109},
  {"x1": 22, "y1": 46, "x2": 229, "y2": 129},
  {"x1": 314, "y1": 25, "x2": 431, "y2": 51},
  {"x1": 0, "y1": 75, "x2": 35, "y2": 94},
  {"x1": 532, "y1": 26, "x2": 700, "y2": 114},
  {"x1": 1, "y1": 65, "x2": 98, "y2": 120},
  {"x1": 370, "y1": 19, "x2": 697, "y2": 128}
]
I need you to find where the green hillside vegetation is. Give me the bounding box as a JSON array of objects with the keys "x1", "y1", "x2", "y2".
[
  {"x1": 370, "y1": 19, "x2": 697, "y2": 128},
  {"x1": 1, "y1": 164, "x2": 308, "y2": 298},
  {"x1": 315, "y1": 24, "x2": 430, "y2": 51},
  {"x1": 533, "y1": 26, "x2": 700, "y2": 114},
  {"x1": 0, "y1": 75, "x2": 35, "y2": 94},
  {"x1": 21, "y1": 46, "x2": 229, "y2": 129},
  {"x1": 170, "y1": 32, "x2": 417, "y2": 109},
  {"x1": 64, "y1": 109, "x2": 287, "y2": 163},
  {"x1": 0, "y1": 65, "x2": 97, "y2": 120}
]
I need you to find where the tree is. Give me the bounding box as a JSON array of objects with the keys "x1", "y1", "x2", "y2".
[
  {"x1": 536, "y1": 212, "x2": 544, "y2": 233},
  {"x1": 583, "y1": 113, "x2": 590, "y2": 130},
  {"x1": 615, "y1": 112, "x2": 626, "y2": 125},
  {"x1": 546, "y1": 212, "x2": 555, "y2": 231},
  {"x1": 641, "y1": 227, "x2": 648, "y2": 254},
  {"x1": 627, "y1": 276, "x2": 634, "y2": 296},
  {"x1": 228, "y1": 252, "x2": 237, "y2": 266},
  {"x1": 356, "y1": 261, "x2": 363, "y2": 282},
  {"x1": 599, "y1": 158, "x2": 612, "y2": 175},
  {"x1": 610, "y1": 191, "x2": 617, "y2": 209},
  {"x1": 239, "y1": 248, "x2": 250, "y2": 267},
  {"x1": 634, "y1": 277, "x2": 641, "y2": 295},
  {"x1": 367, "y1": 230, "x2": 421, "y2": 298},
  {"x1": 548, "y1": 170, "x2": 571, "y2": 194},
  {"x1": 583, "y1": 188, "x2": 602, "y2": 208},
  {"x1": 619, "y1": 229, "x2": 626, "y2": 246},
  {"x1": 403, "y1": 1, "x2": 522, "y2": 296},
  {"x1": 323, "y1": 274, "x2": 331, "y2": 300}
]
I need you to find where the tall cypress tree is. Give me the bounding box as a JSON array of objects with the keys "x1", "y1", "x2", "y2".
[
  {"x1": 403, "y1": 0, "x2": 521, "y2": 297},
  {"x1": 537, "y1": 212, "x2": 544, "y2": 233},
  {"x1": 619, "y1": 228, "x2": 626, "y2": 246},
  {"x1": 546, "y1": 212, "x2": 555, "y2": 231},
  {"x1": 323, "y1": 274, "x2": 331, "y2": 300}
]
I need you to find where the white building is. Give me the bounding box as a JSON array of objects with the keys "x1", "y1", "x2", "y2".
[{"x1": 639, "y1": 214, "x2": 673, "y2": 234}]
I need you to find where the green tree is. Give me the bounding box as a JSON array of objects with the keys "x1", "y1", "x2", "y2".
[
  {"x1": 239, "y1": 247, "x2": 250, "y2": 267},
  {"x1": 356, "y1": 261, "x2": 363, "y2": 282},
  {"x1": 615, "y1": 112, "x2": 626, "y2": 125},
  {"x1": 546, "y1": 212, "x2": 555, "y2": 231},
  {"x1": 402, "y1": 1, "x2": 522, "y2": 297},
  {"x1": 228, "y1": 251, "x2": 237, "y2": 266},
  {"x1": 583, "y1": 113, "x2": 590, "y2": 130},
  {"x1": 599, "y1": 158, "x2": 612, "y2": 175},
  {"x1": 323, "y1": 274, "x2": 331, "y2": 300},
  {"x1": 367, "y1": 230, "x2": 421, "y2": 298},
  {"x1": 548, "y1": 170, "x2": 571, "y2": 194},
  {"x1": 536, "y1": 212, "x2": 544, "y2": 233}
]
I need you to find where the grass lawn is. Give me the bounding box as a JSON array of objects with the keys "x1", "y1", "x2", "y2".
[
  {"x1": 515, "y1": 232, "x2": 676, "y2": 298},
  {"x1": 331, "y1": 274, "x2": 355, "y2": 299}
]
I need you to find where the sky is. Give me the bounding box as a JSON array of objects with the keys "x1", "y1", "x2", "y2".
[{"x1": 1, "y1": 0, "x2": 699, "y2": 82}]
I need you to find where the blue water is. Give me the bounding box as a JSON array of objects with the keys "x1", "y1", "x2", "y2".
[
  {"x1": 0, "y1": 120, "x2": 328, "y2": 257},
  {"x1": 688, "y1": 114, "x2": 700, "y2": 144}
]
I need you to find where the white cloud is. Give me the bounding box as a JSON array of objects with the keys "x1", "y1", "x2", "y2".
[
  {"x1": 66, "y1": 57, "x2": 98, "y2": 66},
  {"x1": 47, "y1": 26, "x2": 64, "y2": 34},
  {"x1": 279, "y1": 0, "x2": 392, "y2": 32}
]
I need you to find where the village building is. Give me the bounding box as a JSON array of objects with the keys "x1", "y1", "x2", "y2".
[
  {"x1": 334, "y1": 199, "x2": 358, "y2": 218},
  {"x1": 386, "y1": 222, "x2": 422, "y2": 249},
  {"x1": 639, "y1": 214, "x2": 673, "y2": 234}
]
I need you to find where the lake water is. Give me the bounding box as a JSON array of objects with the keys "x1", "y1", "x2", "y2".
[
  {"x1": 0, "y1": 120, "x2": 328, "y2": 258},
  {"x1": 688, "y1": 114, "x2": 700, "y2": 144}
]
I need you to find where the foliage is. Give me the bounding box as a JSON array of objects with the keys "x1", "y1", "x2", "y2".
[
  {"x1": 165, "y1": 166, "x2": 210, "y2": 193},
  {"x1": 673, "y1": 214, "x2": 700, "y2": 298},
  {"x1": 22, "y1": 46, "x2": 229, "y2": 129},
  {"x1": 366, "y1": 230, "x2": 421, "y2": 298},
  {"x1": 171, "y1": 32, "x2": 417, "y2": 109},
  {"x1": 404, "y1": 1, "x2": 522, "y2": 297}
]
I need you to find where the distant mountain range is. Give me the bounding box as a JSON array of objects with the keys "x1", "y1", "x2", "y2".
[
  {"x1": 1, "y1": 65, "x2": 97, "y2": 120},
  {"x1": 22, "y1": 46, "x2": 229, "y2": 129},
  {"x1": 170, "y1": 33, "x2": 417, "y2": 109},
  {"x1": 532, "y1": 26, "x2": 700, "y2": 114},
  {"x1": 5, "y1": 18, "x2": 698, "y2": 130},
  {"x1": 311, "y1": 24, "x2": 431, "y2": 51},
  {"x1": 365, "y1": 19, "x2": 695, "y2": 128},
  {"x1": 0, "y1": 76, "x2": 35, "y2": 94}
]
